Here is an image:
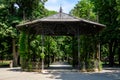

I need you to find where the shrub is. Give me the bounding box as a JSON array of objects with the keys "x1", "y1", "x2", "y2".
[{"x1": 85, "y1": 59, "x2": 95, "y2": 72}]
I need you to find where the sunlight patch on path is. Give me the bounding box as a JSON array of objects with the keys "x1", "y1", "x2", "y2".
[{"x1": 50, "y1": 65, "x2": 72, "y2": 67}]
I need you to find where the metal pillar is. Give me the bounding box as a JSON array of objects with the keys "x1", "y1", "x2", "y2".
[
  {"x1": 47, "y1": 37, "x2": 50, "y2": 67},
  {"x1": 41, "y1": 33, "x2": 44, "y2": 72},
  {"x1": 98, "y1": 34, "x2": 101, "y2": 62},
  {"x1": 72, "y1": 36, "x2": 78, "y2": 67},
  {"x1": 98, "y1": 42, "x2": 101, "y2": 62},
  {"x1": 77, "y1": 29, "x2": 80, "y2": 70}
]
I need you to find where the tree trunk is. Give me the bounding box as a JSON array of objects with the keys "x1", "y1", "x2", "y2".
[
  {"x1": 109, "y1": 42, "x2": 114, "y2": 67},
  {"x1": 53, "y1": 55, "x2": 55, "y2": 62},
  {"x1": 109, "y1": 41, "x2": 117, "y2": 67},
  {"x1": 96, "y1": 42, "x2": 101, "y2": 61},
  {"x1": 12, "y1": 39, "x2": 18, "y2": 67},
  {"x1": 119, "y1": 51, "x2": 120, "y2": 66},
  {"x1": 118, "y1": 45, "x2": 120, "y2": 66},
  {"x1": 72, "y1": 36, "x2": 78, "y2": 68}
]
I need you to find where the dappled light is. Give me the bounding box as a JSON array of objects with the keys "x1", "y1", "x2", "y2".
[{"x1": 0, "y1": 0, "x2": 120, "y2": 80}]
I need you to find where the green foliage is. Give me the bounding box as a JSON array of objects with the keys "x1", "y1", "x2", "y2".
[
  {"x1": 19, "y1": 31, "x2": 29, "y2": 69},
  {"x1": 40, "y1": 52, "x2": 45, "y2": 59},
  {"x1": 49, "y1": 37, "x2": 58, "y2": 54},
  {"x1": 70, "y1": 0, "x2": 104, "y2": 70},
  {"x1": 70, "y1": 0, "x2": 96, "y2": 21},
  {"x1": 27, "y1": 61, "x2": 33, "y2": 72},
  {"x1": 47, "y1": 10, "x2": 57, "y2": 16},
  {"x1": 92, "y1": 0, "x2": 120, "y2": 66},
  {"x1": 117, "y1": 0, "x2": 120, "y2": 22},
  {"x1": 0, "y1": 1, "x2": 21, "y2": 60},
  {"x1": 86, "y1": 59, "x2": 95, "y2": 71},
  {"x1": 0, "y1": 22, "x2": 16, "y2": 60},
  {"x1": 16, "y1": 0, "x2": 48, "y2": 20},
  {"x1": 16, "y1": 0, "x2": 39, "y2": 17},
  {"x1": 73, "y1": 0, "x2": 120, "y2": 67},
  {"x1": 2, "y1": 0, "x2": 120, "y2": 70},
  {"x1": 98, "y1": 61, "x2": 102, "y2": 71},
  {"x1": 31, "y1": 2, "x2": 48, "y2": 19},
  {"x1": 19, "y1": 31, "x2": 28, "y2": 58},
  {"x1": 30, "y1": 35, "x2": 42, "y2": 58},
  {"x1": 0, "y1": 61, "x2": 10, "y2": 67},
  {"x1": 0, "y1": 0, "x2": 48, "y2": 62}
]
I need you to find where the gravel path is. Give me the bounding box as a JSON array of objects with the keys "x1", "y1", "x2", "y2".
[{"x1": 0, "y1": 62, "x2": 120, "y2": 80}]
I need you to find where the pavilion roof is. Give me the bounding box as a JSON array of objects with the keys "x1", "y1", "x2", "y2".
[{"x1": 17, "y1": 12, "x2": 105, "y2": 36}]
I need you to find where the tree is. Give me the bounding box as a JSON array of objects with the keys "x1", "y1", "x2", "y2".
[
  {"x1": 19, "y1": 31, "x2": 28, "y2": 69},
  {"x1": 92, "y1": 0, "x2": 120, "y2": 67},
  {"x1": 0, "y1": 2, "x2": 19, "y2": 64},
  {"x1": 116, "y1": 0, "x2": 120, "y2": 66},
  {"x1": 0, "y1": 0, "x2": 48, "y2": 67},
  {"x1": 16, "y1": 0, "x2": 48, "y2": 20},
  {"x1": 70, "y1": 0, "x2": 102, "y2": 71},
  {"x1": 70, "y1": 0, "x2": 96, "y2": 21},
  {"x1": 0, "y1": 23, "x2": 13, "y2": 60}
]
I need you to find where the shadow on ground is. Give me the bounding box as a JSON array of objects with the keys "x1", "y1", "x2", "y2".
[
  {"x1": 7, "y1": 67, "x2": 22, "y2": 72},
  {"x1": 5, "y1": 62, "x2": 120, "y2": 80},
  {"x1": 45, "y1": 68, "x2": 120, "y2": 80},
  {"x1": 44, "y1": 62, "x2": 120, "y2": 80}
]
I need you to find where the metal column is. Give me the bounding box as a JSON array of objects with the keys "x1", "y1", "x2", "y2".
[
  {"x1": 77, "y1": 29, "x2": 80, "y2": 70},
  {"x1": 41, "y1": 33, "x2": 44, "y2": 72}
]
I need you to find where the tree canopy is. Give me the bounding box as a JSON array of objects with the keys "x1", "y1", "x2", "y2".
[{"x1": 0, "y1": 0, "x2": 120, "y2": 70}]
